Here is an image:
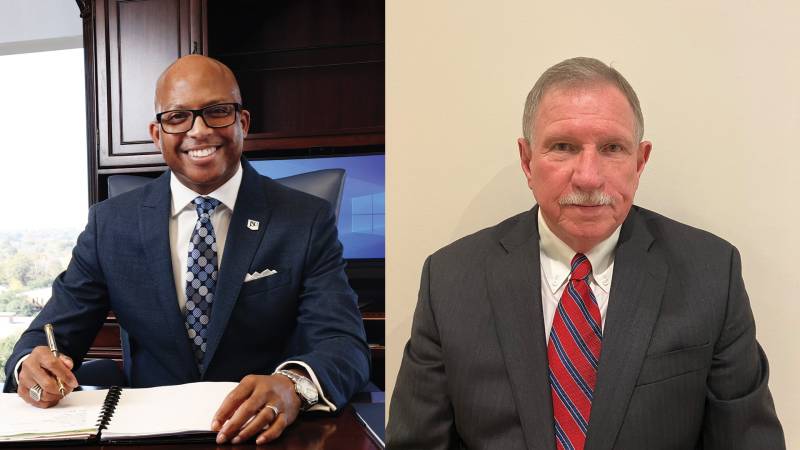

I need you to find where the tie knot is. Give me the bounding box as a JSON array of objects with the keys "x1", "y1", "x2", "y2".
[
  {"x1": 193, "y1": 196, "x2": 220, "y2": 217},
  {"x1": 569, "y1": 253, "x2": 592, "y2": 281}
]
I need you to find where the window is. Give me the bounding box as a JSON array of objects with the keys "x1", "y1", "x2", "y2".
[{"x1": 0, "y1": 48, "x2": 87, "y2": 383}]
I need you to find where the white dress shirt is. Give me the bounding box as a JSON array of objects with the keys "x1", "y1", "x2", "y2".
[
  {"x1": 537, "y1": 209, "x2": 620, "y2": 343},
  {"x1": 169, "y1": 166, "x2": 241, "y2": 311}
]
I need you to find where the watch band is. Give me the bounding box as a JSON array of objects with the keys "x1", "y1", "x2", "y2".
[
  {"x1": 274, "y1": 369, "x2": 319, "y2": 411},
  {"x1": 274, "y1": 369, "x2": 304, "y2": 386}
]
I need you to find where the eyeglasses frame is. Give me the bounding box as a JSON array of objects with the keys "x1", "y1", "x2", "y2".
[{"x1": 155, "y1": 102, "x2": 243, "y2": 134}]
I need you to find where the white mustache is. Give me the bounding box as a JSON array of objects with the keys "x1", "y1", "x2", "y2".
[{"x1": 558, "y1": 191, "x2": 613, "y2": 206}]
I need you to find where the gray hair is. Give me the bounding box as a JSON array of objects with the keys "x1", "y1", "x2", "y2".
[{"x1": 521, "y1": 57, "x2": 644, "y2": 144}]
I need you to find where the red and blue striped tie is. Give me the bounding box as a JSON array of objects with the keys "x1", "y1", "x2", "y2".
[{"x1": 548, "y1": 253, "x2": 602, "y2": 450}]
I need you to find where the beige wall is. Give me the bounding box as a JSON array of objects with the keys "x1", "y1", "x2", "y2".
[{"x1": 386, "y1": 0, "x2": 800, "y2": 445}]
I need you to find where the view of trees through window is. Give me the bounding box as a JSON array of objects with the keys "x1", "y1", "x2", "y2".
[
  {"x1": 0, "y1": 47, "x2": 87, "y2": 383},
  {"x1": 0, "y1": 230, "x2": 80, "y2": 379}
]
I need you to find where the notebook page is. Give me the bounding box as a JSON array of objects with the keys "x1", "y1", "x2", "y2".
[
  {"x1": 102, "y1": 381, "x2": 237, "y2": 438},
  {"x1": 0, "y1": 389, "x2": 109, "y2": 440}
]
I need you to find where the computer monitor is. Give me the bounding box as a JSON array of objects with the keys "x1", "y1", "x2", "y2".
[{"x1": 249, "y1": 154, "x2": 385, "y2": 261}]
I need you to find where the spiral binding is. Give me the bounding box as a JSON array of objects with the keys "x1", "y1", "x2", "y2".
[{"x1": 95, "y1": 386, "x2": 123, "y2": 432}]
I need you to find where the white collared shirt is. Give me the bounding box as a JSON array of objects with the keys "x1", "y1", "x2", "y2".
[
  {"x1": 169, "y1": 165, "x2": 242, "y2": 311},
  {"x1": 537, "y1": 209, "x2": 620, "y2": 343}
]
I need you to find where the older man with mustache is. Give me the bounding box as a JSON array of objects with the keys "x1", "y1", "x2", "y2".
[{"x1": 387, "y1": 57, "x2": 784, "y2": 450}]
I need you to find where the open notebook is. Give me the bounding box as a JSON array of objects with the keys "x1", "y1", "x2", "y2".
[{"x1": 0, "y1": 381, "x2": 237, "y2": 444}]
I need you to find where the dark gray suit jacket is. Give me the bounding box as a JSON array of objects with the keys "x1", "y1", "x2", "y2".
[{"x1": 387, "y1": 206, "x2": 783, "y2": 449}]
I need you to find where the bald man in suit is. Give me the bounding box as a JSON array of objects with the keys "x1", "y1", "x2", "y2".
[{"x1": 6, "y1": 55, "x2": 369, "y2": 446}]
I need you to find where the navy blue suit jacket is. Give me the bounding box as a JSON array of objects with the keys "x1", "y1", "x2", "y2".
[{"x1": 4, "y1": 159, "x2": 370, "y2": 408}]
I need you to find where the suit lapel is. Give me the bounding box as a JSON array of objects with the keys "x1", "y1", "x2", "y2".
[
  {"x1": 201, "y1": 161, "x2": 272, "y2": 373},
  {"x1": 140, "y1": 172, "x2": 199, "y2": 379},
  {"x1": 487, "y1": 207, "x2": 557, "y2": 450},
  {"x1": 585, "y1": 208, "x2": 669, "y2": 450}
]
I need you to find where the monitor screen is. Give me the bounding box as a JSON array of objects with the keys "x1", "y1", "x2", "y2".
[{"x1": 250, "y1": 154, "x2": 385, "y2": 260}]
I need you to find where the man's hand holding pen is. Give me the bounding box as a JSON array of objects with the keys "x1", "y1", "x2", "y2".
[{"x1": 16, "y1": 331, "x2": 79, "y2": 408}]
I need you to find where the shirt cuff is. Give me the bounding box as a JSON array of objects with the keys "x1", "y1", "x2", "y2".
[
  {"x1": 275, "y1": 360, "x2": 335, "y2": 412},
  {"x1": 14, "y1": 354, "x2": 31, "y2": 385}
]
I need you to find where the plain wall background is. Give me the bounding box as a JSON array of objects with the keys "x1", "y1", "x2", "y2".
[{"x1": 386, "y1": 0, "x2": 800, "y2": 445}]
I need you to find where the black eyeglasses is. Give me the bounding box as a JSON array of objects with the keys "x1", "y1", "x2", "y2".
[{"x1": 156, "y1": 103, "x2": 242, "y2": 134}]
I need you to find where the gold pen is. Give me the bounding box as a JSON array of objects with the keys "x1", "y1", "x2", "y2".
[{"x1": 43, "y1": 324, "x2": 66, "y2": 397}]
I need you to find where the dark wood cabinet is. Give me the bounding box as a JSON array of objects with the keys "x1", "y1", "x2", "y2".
[
  {"x1": 207, "y1": 0, "x2": 384, "y2": 151},
  {"x1": 93, "y1": 0, "x2": 202, "y2": 168}
]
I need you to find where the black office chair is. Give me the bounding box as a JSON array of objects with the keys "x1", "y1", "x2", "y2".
[
  {"x1": 106, "y1": 174, "x2": 154, "y2": 198},
  {"x1": 272, "y1": 169, "x2": 345, "y2": 220},
  {"x1": 75, "y1": 168, "x2": 347, "y2": 387}
]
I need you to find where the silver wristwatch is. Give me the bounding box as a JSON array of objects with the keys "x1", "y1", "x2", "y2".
[{"x1": 275, "y1": 369, "x2": 319, "y2": 411}]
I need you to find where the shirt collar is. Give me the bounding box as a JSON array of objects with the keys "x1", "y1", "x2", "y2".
[
  {"x1": 170, "y1": 162, "x2": 243, "y2": 217},
  {"x1": 537, "y1": 208, "x2": 620, "y2": 293}
]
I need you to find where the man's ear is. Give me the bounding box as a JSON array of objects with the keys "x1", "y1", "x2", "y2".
[
  {"x1": 518, "y1": 137, "x2": 534, "y2": 182},
  {"x1": 239, "y1": 109, "x2": 251, "y2": 138},
  {"x1": 149, "y1": 122, "x2": 162, "y2": 152},
  {"x1": 636, "y1": 140, "x2": 652, "y2": 175}
]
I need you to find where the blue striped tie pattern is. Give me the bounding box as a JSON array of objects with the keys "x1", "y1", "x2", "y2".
[
  {"x1": 548, "y1": 253, "x2": 602, "y2": 450},
  {"x1": 184, "y1": 196, "x2": 221, "y2": 370}
]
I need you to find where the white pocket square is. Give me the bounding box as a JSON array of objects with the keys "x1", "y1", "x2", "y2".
[{"x1": 244, "y1": 268, "x2": 278, "y2": 282}]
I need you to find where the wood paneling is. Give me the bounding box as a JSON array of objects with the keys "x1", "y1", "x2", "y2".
[
  {"x1": 208, "y1": 0, "x2": 385, "y2": 151},
  {"x1": 86, "y1": 316, "x2": 122, "y2": 360},
  {"x1": 95, "y1": 0, "x2": 195, "y2": 167}
]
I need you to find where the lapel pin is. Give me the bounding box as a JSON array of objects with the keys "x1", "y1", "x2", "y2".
[{"x1": 247, "y1": 219, "x2": 260, "y2": 231}]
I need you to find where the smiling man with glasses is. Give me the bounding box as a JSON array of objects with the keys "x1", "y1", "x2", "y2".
[
  {"x1": 150, "y1": 58, "x2": 250, "y2": 196},
  {"x1": 5, "y1": 55, "x2": 370, "y2": 446}
]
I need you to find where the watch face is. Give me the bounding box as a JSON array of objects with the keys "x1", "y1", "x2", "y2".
[{"x1": 297, "y1": 379, "x2": 319, "y2": 403}]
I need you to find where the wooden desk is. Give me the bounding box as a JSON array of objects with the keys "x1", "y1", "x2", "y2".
[{"x1": 3, "y1": 405, "x2": 383, "y2": 450}]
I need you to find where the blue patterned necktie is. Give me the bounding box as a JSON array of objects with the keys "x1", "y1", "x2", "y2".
[{"x1": 184, "y1": 196, "x2": 221, "y2": 369}]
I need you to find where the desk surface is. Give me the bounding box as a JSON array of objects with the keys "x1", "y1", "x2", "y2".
[{"x1": 3, "y1": 405, "x2": 383, "y2": 450}]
